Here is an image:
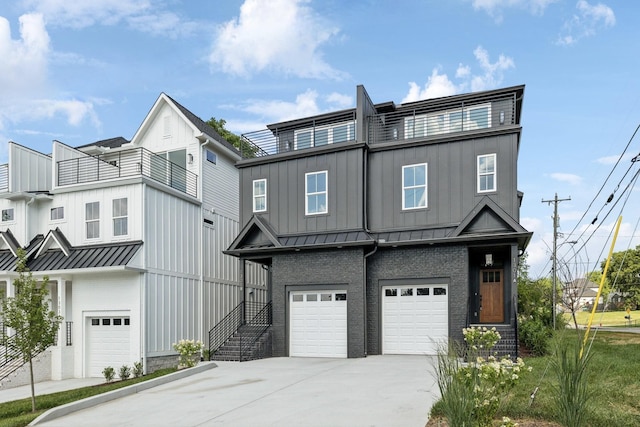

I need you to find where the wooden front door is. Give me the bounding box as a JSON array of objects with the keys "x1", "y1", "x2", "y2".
[{"x1": 479, "y1": 269, "x2": 504, "y2": 323}]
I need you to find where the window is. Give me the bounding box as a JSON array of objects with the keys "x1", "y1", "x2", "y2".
[
  {"x1": 206, "y1": 150, "x2": 217, "y2": 164},
  {"x1": 335, "y1": 293, "x2": 347, "y2": 301},
  {"x1": 102, "y1": 318, "x2": 111, "y2": 326},
  {"x1": 112, "y1": 198, "x2": 128, "y2": 236},
  {"x1": 401, "y1": 288, "x2": 414, "y2": 296},
  {"x1": 51, "y1": 207, "x2": 64, "y2": 221},
  {"x1": 113, "y1": 318, "x2": 122, "y2": 326},
  {"x1": 253, "y1": 179, "x2": 267, "y2": 212},
  {"x1": 85, "y1": 202, "x2": 100, "y2": 239},
  {"x1": 478, "y1": 154, "x2": 496, "y2": 193},
  {"x1": 385, "y1": 288, "x2": 398, "y2": 297},
  {"x1": 294, "y1": 121, "x2": 356, "y2": 149},
  {"x1": 402, "y1": 163, "x2": 427, "y2": 210},
  {"x1": 417, "y1": 288, "x2": 430, "y2": 296},
  {"x1": 305, "y1": 171, "x2": 328, "y2": 215},
  {"x1": 404, "y1": 103, "x2": 491, "y2": 138},
  {"x1": 1, "y1": 208, "x2": 14, "y2": 222}
]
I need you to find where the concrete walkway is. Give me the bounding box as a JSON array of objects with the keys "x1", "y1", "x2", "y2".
[{"x1": 28, "y1": 356, "x2": 438, "y2": 427}]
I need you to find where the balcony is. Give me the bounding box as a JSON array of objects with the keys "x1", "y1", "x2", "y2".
[
  {"x1": 56, "y1": 147, "x2": 198, "y2": 198},
  {"x1": 240, "y1": 111, "x2": 357, "y2": 159}
]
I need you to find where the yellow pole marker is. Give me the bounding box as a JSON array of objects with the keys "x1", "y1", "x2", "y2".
[{"x1": 580, "y1": 215, "x2": 622, "y2": 359}]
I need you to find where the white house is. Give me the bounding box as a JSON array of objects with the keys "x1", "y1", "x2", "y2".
[{"x1": 0, "y1": 93, "x2": 266, "y2": 381}]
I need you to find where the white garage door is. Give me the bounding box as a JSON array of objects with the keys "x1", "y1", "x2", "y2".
[
  {"x1": 86, "y1": 316, "x2": 131, "y2": 377},
  {"x1": 382, "y1": 284, "x2": 448, "y2": 355},
  {"x1": 290, "y1": 290, "x2": 347, "y2": 358}
]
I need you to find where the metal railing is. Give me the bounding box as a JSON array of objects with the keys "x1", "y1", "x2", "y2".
[
  {"x1": 56, "y1": 147, "x2": 198, "y2": 198},
  {"x1": 240, "y1": 112, "x2": 357, "y2": 159},
  {"x1": 208, "y1": 302, "x2": 244, "y2": 357},
  {"x1": 66, "y1": 321, "x2": 73, "y2": 346},
  {"x1": 0, "y1": 333, "x2": 28, "y2": 382},
  {"x1": 239, "y1": 301, "x2": 272, "y2": 362}
]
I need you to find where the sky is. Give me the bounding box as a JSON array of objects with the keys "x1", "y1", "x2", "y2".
[{"x1": 1, "y1": 0, "x2": 639, "y2": 280}]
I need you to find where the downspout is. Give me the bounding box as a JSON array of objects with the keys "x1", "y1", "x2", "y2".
[
  {"x1": 140, "y1": 182, "x2": 147, "y2": 374},
  {"x1": 361, "y1": 118, "x2": 375, "y2": 357}
]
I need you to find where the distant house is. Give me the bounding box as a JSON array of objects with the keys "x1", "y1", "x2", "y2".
[
  {"x1": 0, "y1": 93, "x2": 266, "y2": 382},
  {"x1": 564, "y1": 278, "x2": 601, "y2": 311},
  {"x1": 224, "y1": 84, "x2": 531, "y2": 358}
]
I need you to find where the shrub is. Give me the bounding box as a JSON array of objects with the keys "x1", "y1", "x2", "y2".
[
  {"x1": 552, "y1": 341, "x2": 594, "y2": 427},
  {"x1": 133, "y1": 360, "x2": 144, "y2": 378},
  {"x1": 102, "y1": 366, "x2": 115, "y2": 383},
  {"x1": 518, "y1": 316, "x2": 552, "y2": 356},
  {"x1": 173, "y1": 339, "x2": 203, "y2": 368},
  {"x1": 119, "y1": 365, "x2": 131, "y2": 380}
]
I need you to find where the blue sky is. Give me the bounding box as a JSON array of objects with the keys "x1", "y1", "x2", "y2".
[{"x1": 1, "y1": 0, "x2": 639, "y2": 279}]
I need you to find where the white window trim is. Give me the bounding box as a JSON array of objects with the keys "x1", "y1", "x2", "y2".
[
  {"x1": 477, "y1": 153, "x2": 497, "y2": 193},
  {"x1": 294, "y1": 121, "x2": 356, "y2": 150},
  {"x1": 253, "y1": 179, "x2": 267, "y2": 213},
  {"x1": 402, "y1": 163, "x2": 428, "y2": 210},
  {"x1": 1, "y1": 208, "x2": 14, "y2": 222},
  {"x1": 50, "y1": 206, "x2": 65, "y2": 222},
  {"x1": 404, "y1": 103, "x2": 492, "y2": 139},
  {"x1": 85, "y1": 201, "x2": 100, "y2": 240},
  {"x1": 305, "y1": 171, "x2": 328, "y2": 215},
  {"x1": 112, "y1": 198, "x2": 129, "y2": 237}
]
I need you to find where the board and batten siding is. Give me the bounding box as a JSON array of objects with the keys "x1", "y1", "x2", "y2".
[
  {"x1": 144, "y1": 185, "x2": 200, "y2": 275},
  {"x1": 9, "y1": 142, "x2": 52, "y2": 193},
  {"x1": 46, "y1": 184, "x2": 144, "y2": 245},
  {"x1": 201, "y1": 146, "x2": 239, "y2": 221},
  {"x1": 367, "y1": 133, "x2": 519, "y2": 232},
  {"x1": 240, "y1": 147, "x2": 365, "y2": 235}
]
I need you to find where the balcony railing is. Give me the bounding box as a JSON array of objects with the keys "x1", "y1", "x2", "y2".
[
  {"x1": 240, "y1": 112, "x2": 357, "y2": 159},
  {"x1": 57, "y1": 147, "x2": 198, "y2": 198},
  {"x1": 0, "y1": 164, "x2": 8, "y2": 192}
]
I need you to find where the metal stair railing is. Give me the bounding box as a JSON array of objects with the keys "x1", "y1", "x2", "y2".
[
  {"x1": 239, "y1": 301, "x2": 272, "y2": 362},
  {"x1": 208, "y1": 302, "x2": 244, "y2": 358},
  {"x1": 1, "y1": 333, "x2": 34, "y2": 382}
]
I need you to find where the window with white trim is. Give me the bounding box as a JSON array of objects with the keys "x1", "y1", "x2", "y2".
[
  {"x1": 294, "y1": 121, "x2": 356, "y2": 149},
  {"x1": 477, "y1": 154, "x2": 496, "y2": 193},
  {"x1": 253, "y1": 179, "x2": 267, "y2": 212},
  {"x1": 50, "y1": 207, "x2": 64, "y2": 220},
  {"x1": 1, "y1": 208, "x2": 14, "y2": 222},
  {"x1": 404, "y1": 103, "x2": 491, "y2": 138},
  {"x1": 85, "y1": 202, "x2": 100, "y2": 239},
  {"x1": 402, "y1": 163, "x2": 427, "y2": 210},
  {"x1": 305, "y1": 171, "x2": 328, "y2": 215},
  {"x1": 112, "y1": 198, "x2": 128, "y2": 236}
]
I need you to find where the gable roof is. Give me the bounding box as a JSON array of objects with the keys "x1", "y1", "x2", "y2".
[
  {"x1": 34, "y1": 227, "x2": 73, "y2": 258},
  {"x1": 76, "y1": 136, "x2": 130, "y2": 150},
  {"x1": 226, "y1": 215, "x2": 282, "y2": 255},
  {"x1": 0, "y1": 229, "x2": 21, "y2": 257}
]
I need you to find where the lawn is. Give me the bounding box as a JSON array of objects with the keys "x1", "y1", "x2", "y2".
[
  {"x1": 430, "y1": 330, "x2": 640, "y2": 426},
  {"x1": 0, "y1": 368, "x2": 176, "y2": 427},
  {"x1": 564, "y1": 309, "x2": 640, "y2": 328}
]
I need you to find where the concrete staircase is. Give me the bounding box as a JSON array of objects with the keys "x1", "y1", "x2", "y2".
[
  {"x1": 210, "y1": 325, "x2": 272, "y2": 362},
  {"x1": 468, "y1": 324, "x2": 518, "y2": 359}
]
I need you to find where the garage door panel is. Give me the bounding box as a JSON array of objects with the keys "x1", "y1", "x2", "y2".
[
  {"x1": 290, "y1": 291, "x2": 347, "y2": 358},
  {"x1": 382, "y1": 285, "x2": 448, "y2": 355},
  {"x1": 87, "y1": 317, "x2": 131, "y2": 377}
]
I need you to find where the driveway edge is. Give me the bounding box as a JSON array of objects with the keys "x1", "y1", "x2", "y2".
[{"x1": 29, "y1": 362, "x2": 217, "y2": 426}]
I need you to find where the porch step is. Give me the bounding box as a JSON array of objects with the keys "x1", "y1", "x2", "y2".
[
  {"x1": 468, "y1": 324, "x2": 518, "y2": 359},
  {"x1": 211, "y1": 326, "x2": 272, "y2": 362}
]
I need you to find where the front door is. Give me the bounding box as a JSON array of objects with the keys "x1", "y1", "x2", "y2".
[{"x1": 479, "y1": 269, "x2": 504, "y2": 323}]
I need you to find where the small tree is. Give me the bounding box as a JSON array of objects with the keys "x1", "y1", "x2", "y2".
[{"x1": 1, "y1": 249, "x2": 62, "y2": 412}]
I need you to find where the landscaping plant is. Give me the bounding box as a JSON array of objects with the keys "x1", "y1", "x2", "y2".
[
  {"x1": 119, "y1": 365, "x2": 131, "y2": 380},
  {"x1": 173, "y1": 339, "x2": 203, "y2": 368},
  {"x1": 133, "y1": 360, "x2": 144, "y2": 378},
  {"x1": 102, "y1": 366, "x2": 115, "y2": 383}
]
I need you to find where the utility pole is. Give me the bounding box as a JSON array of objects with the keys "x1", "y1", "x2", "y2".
[{"x1": 542, "y1": 193, "x2": 571, "y2": 329}]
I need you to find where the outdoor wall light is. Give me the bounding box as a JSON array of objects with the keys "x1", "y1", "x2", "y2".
[
  {"x1": 187, "y1": 153, "x2": 194, "y2": 164},
  {"x1": 485, "y1": 253, "x2": 493, "y2": 266}
]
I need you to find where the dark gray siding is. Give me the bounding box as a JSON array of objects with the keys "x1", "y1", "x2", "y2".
[
  {"x1": 367, "y1": 132, "x2": 519, "y2": 231},
  {"x1": 240, "y1": 147, "x2": 365, "y2": 235},
  {"x1": 270, "y1": 248, "x2": 365, "y2": 358},
  {"x1": 366, "y1": 245, "x2": 469, "y2": 355}
]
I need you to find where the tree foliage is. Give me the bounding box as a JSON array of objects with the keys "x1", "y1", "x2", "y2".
[
  {"x1": 602, "y1": 245, "x2": 640, "y2": 309},
  {"x1": 1, "y1": 249, "x2": 62, "y2": 412},
  {"x1": 206, "y1": 117, "x2": 258, "y2": 158}
]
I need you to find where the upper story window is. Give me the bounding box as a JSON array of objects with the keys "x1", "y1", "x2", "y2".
[
  {"x1": 1, "y1": 208, "x2": 14, "y2": 222},
  {"x1": 305, "y1": 171, "x2": 328, "y2": 215},
  {"x1": 253, "y1": 179, "x2": 267, "y2": 212},
  {"x1": 206, "y1": 149, "x2": 217, "y2": 164},
  {"x1": 294, "y1": 121, "x2": 356, "y2": 150},
  {"x1": 405, "y1": 103, "x2": 491, "y2": 139},
  {"x1": 477, "y1": 154, "x2": 496, "y2": 193},
  {"x1": 50, "y1": 207, "x2": 64, "y2": 221},
  {"x1": 85, "y1": 202, "x2": 100, "y2": 239},
  {"x1": 113, "y1": 198, "x2": 128, "y2": 236},
  {"x1": 402, "y1": 163, "x2": 427, "y2": 210}
]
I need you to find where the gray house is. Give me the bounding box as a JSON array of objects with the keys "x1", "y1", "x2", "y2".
[{"x1": 223, "y1": 84, "x2": 531, "y2": 359}]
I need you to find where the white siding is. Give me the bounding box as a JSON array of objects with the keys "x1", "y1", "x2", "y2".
[
  {"x1": 145, "y1": 272, "x2": 200, "y2": 355},
  {"x1": 202, "y1": 146, "x2": 239, "y2": 221},
  {"x1": 9, "y1": 143, "x2": 51, "y2": 193}
]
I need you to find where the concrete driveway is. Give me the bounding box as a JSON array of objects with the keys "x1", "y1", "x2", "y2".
[{"x1": 34, "y1": 355, "x2": 439, "y2": 427}]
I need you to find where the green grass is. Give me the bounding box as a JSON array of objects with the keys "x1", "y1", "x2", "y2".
[
  {"x1": 564, "y1": 310, "x2": 640, "y2": 328},
  {"x1": 431, "y1": 331, "x2": 640, "y2": 426},
  {"x1": 0, "y1": 368, "x2": 176, "y2": 427}
]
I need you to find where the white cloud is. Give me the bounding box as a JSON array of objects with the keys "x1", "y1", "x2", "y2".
[
  {"x1": 471, "y1": 0, "x2": 558, "y2": 22},
  {"x1": 550, "y1": 172, "x2": 582, "y2": 185},
  {"x1": 325, "y1": 92, "x2": 353, "y2": 110},
  {"x1": 556, "y1": 0, "x2": 615, "y2": 46},
  {"x1": 209, "y1": 0, "x2": 345, "y2": 79},
  {"x1": 402, "y1": 46, "x2": 514, "y2": 103},
  {"x1": 20, "y1": 0, "x2": 198, "y2": 37},
  {"x1": 596, "y1": 153, "x2": 634, "y2": 165}
]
